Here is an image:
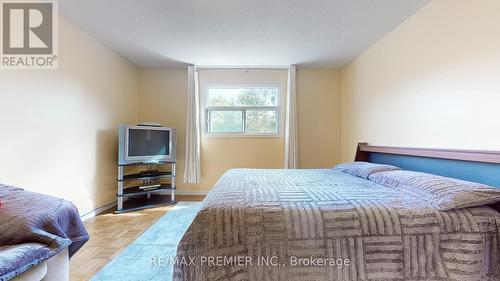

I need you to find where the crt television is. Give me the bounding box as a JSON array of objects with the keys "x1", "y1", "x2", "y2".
[{"x1": 118, "y1": 124, "x2": 176, "y2": 165}]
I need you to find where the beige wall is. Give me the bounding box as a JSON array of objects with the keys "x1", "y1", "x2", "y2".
[
  {"x1": 341, "y1": 0, "x2": 500, "y2": 161},
  {"x1": 139, "y1": 68, "x2": 341, "y2": 191},
  {"x1": 297, "y1": 69, "x2": 342, "y2": 168},
  {"x1": 0, "y1": 17, "x2": 138, "y2": 215}
]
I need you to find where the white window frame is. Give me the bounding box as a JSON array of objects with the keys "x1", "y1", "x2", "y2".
[{"x1": 201, "y1": 83, "x2": 285, "y2": 138}]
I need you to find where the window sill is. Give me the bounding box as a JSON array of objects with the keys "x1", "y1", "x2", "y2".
[{"x1": 203, "y1": 133, "x2": 283, "y2": 139}]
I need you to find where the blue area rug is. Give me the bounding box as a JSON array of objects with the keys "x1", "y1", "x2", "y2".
[{"x1": 91, "y1": 202, "x2": 202, "y2": 281}]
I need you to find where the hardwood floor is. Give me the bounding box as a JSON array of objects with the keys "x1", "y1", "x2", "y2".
[{"x1": 69, "y1": 195, "x2": 205, "y2": 281}]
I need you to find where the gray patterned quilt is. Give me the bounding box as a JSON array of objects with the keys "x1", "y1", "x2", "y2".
[
  {"x1": 174, "y1": 169, "x2": 500, "y2": 281},
  {"x1": 0, "y1": 184, "x2": 89, "y2": 280}
]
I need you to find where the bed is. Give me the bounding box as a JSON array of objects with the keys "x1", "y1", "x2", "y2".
[
  {"x1": 173, "y1": 144, "x2": 500, "y2": 281},
  {"x1": 0, "y1": 184, "x2": 89, "y2": 281}
]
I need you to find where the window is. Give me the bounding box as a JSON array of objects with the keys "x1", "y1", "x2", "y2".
[{"x1": 204, "y1": 86, "x2": 281, "y2": 135}]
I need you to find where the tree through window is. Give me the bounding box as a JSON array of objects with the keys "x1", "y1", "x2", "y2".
[{"x1": 205, "y1": 87, "x2": 280, "y2": 135}]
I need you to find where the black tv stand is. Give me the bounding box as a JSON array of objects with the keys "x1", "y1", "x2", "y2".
[{"x1": 116, "y1": 161, "x2": 176, "y2": 213}]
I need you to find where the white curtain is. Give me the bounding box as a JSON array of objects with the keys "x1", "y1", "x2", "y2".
[
  {"x1": 183, "y1": 65, "x2": 201, "y2": 183},
  {"x1": 284, "y1": 65, "x2": 298, "y2": 169}
]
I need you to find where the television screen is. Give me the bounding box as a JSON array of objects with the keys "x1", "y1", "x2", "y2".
[{"x1": 128, "y1": 129, "x2": 170, "y2": 156}]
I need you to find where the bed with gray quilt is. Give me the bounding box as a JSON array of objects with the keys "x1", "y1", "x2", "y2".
[
  {"x1": 173, "y1": 163, "x2": 500, "y2": 281},
  {"x1": 0, "y1": 184, "x2": 89, "y2": 281}
]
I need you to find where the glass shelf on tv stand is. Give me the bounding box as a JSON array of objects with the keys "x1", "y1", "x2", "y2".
[
  {"x1": 117, "y1": 161, "x2": 176, "y2": 167},
  {"x1": 120, "y1": 171, "x2": 173, "y2": 182},
  {"x1": 116, "y1": 162, "x2": 176, "y2": 214}
]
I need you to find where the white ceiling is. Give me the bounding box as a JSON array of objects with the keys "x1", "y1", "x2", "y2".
[{"x1": 59, "y1": 0, "x2": 429, "y2": 68}]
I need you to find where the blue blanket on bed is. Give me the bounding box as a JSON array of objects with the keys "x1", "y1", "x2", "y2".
[{"x1": 0, "y1": 184, "x2": 89, "y2": 280}]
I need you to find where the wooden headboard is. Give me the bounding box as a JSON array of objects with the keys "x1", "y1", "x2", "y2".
[
  {"x1": 354, "y1": 142, "x2": 500, "y2": 211},
  {"x1": 355, "y1": 142, "x2": 500, "y2": 164}
]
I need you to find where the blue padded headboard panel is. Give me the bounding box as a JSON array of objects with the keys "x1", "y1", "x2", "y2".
[{"x1": 369, "y1": 153, "x2": 500, "y2": 188}]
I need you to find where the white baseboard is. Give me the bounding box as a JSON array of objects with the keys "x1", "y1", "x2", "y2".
[
  {"x1": 79, "y1": 189, "x2": 209, "y2": 221},
  {"x1": 80, "y1": 201, "x2": 117, "y2": 221}
]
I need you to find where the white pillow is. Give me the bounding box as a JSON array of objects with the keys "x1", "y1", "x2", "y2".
[
  {"x1": 334, "y1": 161, "x2": 400, "y2": 179},
  {"x1": 369, "y1": 170, "x2": 500, "y2": 210}
]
